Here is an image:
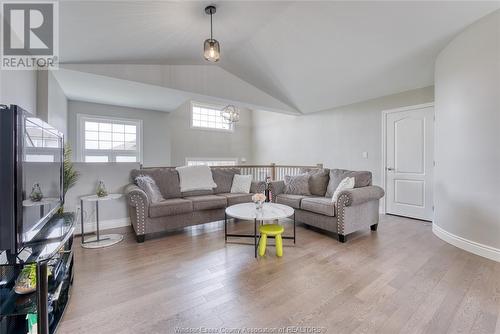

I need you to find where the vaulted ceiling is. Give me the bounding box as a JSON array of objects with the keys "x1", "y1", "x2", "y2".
[{"x1": 59, "y1": 1, "x2": 500, "y2": 114}]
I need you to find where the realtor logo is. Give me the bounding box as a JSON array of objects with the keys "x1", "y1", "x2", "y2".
[{"x1": 1, "y1": 1, "x2": 58, "y2": 69}]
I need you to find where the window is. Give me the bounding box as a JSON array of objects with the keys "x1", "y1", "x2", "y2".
[
  {"x1": 77, "y1": 115, "x2": 142, "y2": 163},
  {"x1": 191, "y1": 102, "x2": 233, "y2": 131},
  {"x1": 186, "y1": 158, "x2": 238, "y2": 167}
]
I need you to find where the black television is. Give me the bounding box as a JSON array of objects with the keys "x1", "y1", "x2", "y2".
[{"x1": 0, "y1": 104, "x2": 64, "y2": 252}]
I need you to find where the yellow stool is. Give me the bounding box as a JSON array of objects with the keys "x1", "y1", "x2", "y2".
[{"x1": 258, "y1": 224, "x2": 285, "y2": 257}]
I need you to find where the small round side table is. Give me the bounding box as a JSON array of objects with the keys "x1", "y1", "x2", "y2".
[{"x1": 80, "y1": 193, "x2": 124, "y2": 248}]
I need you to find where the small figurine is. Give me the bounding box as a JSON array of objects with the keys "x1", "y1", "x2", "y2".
[
  {"x1": 96, "y1": 180, "x2": 108, "y2": 198},
  {"x1": 29, "y1": 183, "x2": 43, "y2": 202}
]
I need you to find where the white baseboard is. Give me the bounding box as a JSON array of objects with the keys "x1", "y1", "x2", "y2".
[
  {"x1": 74, "y1": 217, "x2": 131, "y2": 235},
  {"x1": 432, "y1": 224, "x2": 500, "y2": 263}
]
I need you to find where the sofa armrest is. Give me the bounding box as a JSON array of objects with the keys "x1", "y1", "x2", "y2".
[
  {"x1": 250, "y1": 181, "x2": 266, "y2": 194},
  {"x1": 269, "y1": 180, "x2": 286, "y2": 197},
  {"x1": 124, "y1": 184, "x2": 149, "y2": 240},
  {"x1": 337, "y1": 186, "x2": 385, "y2": 207},
  {"x1": 125, "y1": 184, "x2": 149, "y2": 207}
]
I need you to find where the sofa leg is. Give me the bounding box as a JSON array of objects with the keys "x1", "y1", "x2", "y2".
[
  {"x1": 136, "y1": 235, "x2": 145, "y2": 243},
  {"x1": 338, "y1": 234, "x2": 346, "y2": 243},
  {"x1": 370, "y1": 224, "x2": 378, "y2": 231}
]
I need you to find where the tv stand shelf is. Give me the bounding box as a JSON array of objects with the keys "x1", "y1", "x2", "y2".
[{"x1": 0, "y1": 213, "x2": 75, "y2": 334}]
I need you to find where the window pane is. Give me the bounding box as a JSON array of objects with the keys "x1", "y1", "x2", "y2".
[
  {"x1": 116, "y1": 156, "x2": 137, "y2": 162},
  {"x1": 191, "y1": 104, "x2": 231, "y2": 131},
  {"x1": 85, "y1": 122, "x2": 99, "y2": 131},
  {"x1": 99, "y1": 141, "x2": 112, "y2": 150},
  {"x1": 99, "y1": 123, "x2": 112, "y2": 132},
  {"x1": 113, "y1": 132, "x2": 124, "y2": 142},
  {"x1": 25, "y1": 154, "x2": 55, "y2": 162},
  {"x1": 99, "y1": 132, "x2": 112, "y2": 141},
  {"x1": 124, "y1": 133, "x2": 136, "y2": 142},
  {"x1": 85, "y1": 140, "x2": 98, "y2": 149},
  {"x1": 112, "y1": 142, "x2": 125, "y2": 150},
  {"x1": 85, "y1": 155, "x2": 109, "y2": 162},
  {"x1": 124, "y1": 125, "x2": 136, "y2": 134},
  {"x1": 124, "y1": 142, "x2": 136, "y2": 150},
  {"x1": 85, "y1": 131, "x2": 99, "y2": 140},
  {"x1": 113, "y1": 124, "x2": 125, "y2": 133}
]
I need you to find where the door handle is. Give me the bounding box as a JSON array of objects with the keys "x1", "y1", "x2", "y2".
[{"x1": 387, "y1": 167, "x2": 395, "y2": 171}]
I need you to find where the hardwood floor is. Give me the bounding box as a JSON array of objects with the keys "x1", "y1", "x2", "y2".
[{"x1": 58, "y1": 215, "x2": 500, "y2": 334}]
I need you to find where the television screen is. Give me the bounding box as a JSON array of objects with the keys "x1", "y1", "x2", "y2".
[{"x1": 21, "y1": 116, "x2": 63, "y2": 243}]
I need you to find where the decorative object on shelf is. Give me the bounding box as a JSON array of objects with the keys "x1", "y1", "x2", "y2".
[
  {"x1": 96, "y1": 180, "x2": 108, "y2": 197},
  {"x1": 29, "y1": 183, "x2": 43, "y2": 202},
  {"x1": 252, "y1": 193, "x2": 266, "y2": 210},
  {"x1": 220, "y1": 105, "x2": 240, "y2": 123},
  {"x1": 265, "y1": 176, "x2": 272, "y2": 202},
  {"x1": 14, "y1": 264, "x2": 37, "y2": 294},
  {"x1": 60, "y1": 144, "x2": 80, "y2": 213},
  {"x1": 203, "y1": 5, "x2": 220, "y2": 62}
]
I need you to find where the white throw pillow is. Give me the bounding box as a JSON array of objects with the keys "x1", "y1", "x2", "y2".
[
  {"x1": 176, "y1": 165, "x2": 217, "y2": 192},
  {"x1": 135, "y1": 175, "x2": 164, "y2": 203},
  {"x1": 331, "y1": 177, "x2": 355, "y2": 202},
  {"x1": 230, "y1": 174, "x2": 253, "y2": 193}
]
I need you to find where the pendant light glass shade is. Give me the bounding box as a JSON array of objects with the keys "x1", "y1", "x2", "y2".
[
  {"x1": 221, "y1": 105, "x2": 240, "y2": 123},
  {"x1": 204, "y1": 38, "x2": 220, "y2": 62}
]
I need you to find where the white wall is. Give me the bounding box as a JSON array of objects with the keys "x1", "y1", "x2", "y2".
[
  {"x1": 37, "y1": 71, "x2": 68, "y2": 137},
  {"x1": 0, "y1": 69, "x2": 37, "y2": 114},
  {"x1": 433, "y1": 10, "x2": 500, "y2": 260},
  {"x1": 168, "y1": 102, "x2": 254, "y2": 166},
  {"x1": 252, "y1": 86, "x2": 434, "y2": 186},
  {"x1": 67, "y1": 101, "x2": 171, "y2": 167}
]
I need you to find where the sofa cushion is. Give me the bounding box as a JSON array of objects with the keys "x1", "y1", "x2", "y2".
[
  {"x1": 275, "y1": 194, "x2": 307, "y2": 209},
  {"x1": 212, "y1": 168, "x2": 240, "y2": 194},
  {"x1": 149, "y1": 198, "x2": 193, "y2": 218},
  {"x1": 302, "y1": 168, "x2": 330, "y2": 196},
  {"x1": 131, "y1": 168, "x2": 181, "y2": 199},
  {"x1": 184, "y1": 195, "x2": 227, "y2": 211},
  {"x1": 325, "y1": 169, "x2": 372, "y2": 197},
  {"x1": 300, "y1": 197, "x2": 335, "y2": 217},
  {"x1": 217, "y1": 193, "x2": 253, "y2": 206},
  {"x1": 181, "y1": 189, "x2": 214, "y2": 197}
]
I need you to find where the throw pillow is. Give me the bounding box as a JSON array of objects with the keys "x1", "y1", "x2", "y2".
[
  {"x1": 135, "y1": 175, "x2": 165, "y2": 203},
  {"x1": 176, "y1": 165, "x2": 217, "y2": 192},
  {"x1": 230, "y1": 174, "x2": 253, "y2": 193},
  {"x1": 284, "y1": 174, "x2": 311, "y2": 195},
  {"x1": 331, "y1": 177, "x2": 355, "y2": 203},
  {"x1": 325, "y1": 169, "x2": 372, "y2": 197},
  {"x1": 212, "y1": 168, "x2": 240, "y2": 194},
  {"x1": 306, "y1": 169, "x2": 329, "y2": 196}
]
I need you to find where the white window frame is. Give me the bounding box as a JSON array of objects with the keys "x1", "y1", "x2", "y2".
[
  {"x1": 76, "y1": 114, "x2": 143, "y2": 163},
  {"x1": 190, "y1": 101, "x2": 234, "y2": 133},
  {"x1": 185, "y1": 157, "x2": 238, "y2": 167}
]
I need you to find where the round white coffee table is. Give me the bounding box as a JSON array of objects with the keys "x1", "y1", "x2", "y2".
[
  {"x1": 225, "y1": 202, "x2": 295, "y2": 258},
  {"x1": 80, "y1": 194, "x2": 124, "y2": 249}
]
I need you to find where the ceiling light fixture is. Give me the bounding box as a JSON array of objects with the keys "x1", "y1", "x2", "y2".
[
  {"x1": 203, "y1": 5, "x2": 220, "y2": 62},
  {"x1": 221, "y1": 105, "x2": 240, "y2": 123}
]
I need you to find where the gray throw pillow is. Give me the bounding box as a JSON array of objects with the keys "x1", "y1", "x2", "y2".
[
  {"x1": 306, "y1": 169, "x2": 329, "y2": 196},
  {"x1": 284, "y1": 174, "x2": 311, "y2": 195},
  {"x1": 325, "y1": 169, "x2": 372, "y2": 197},
  {"x1": 135, "y1": 175, "x2": 165, "y2": 203}
]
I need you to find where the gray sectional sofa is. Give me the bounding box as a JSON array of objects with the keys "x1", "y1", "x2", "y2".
[
  {"x1": 271, "y1": 169, "x2": 385, "y2": 242},
  {"x1": 125, "y1": 167, "x2": 265, "y2": 242}
]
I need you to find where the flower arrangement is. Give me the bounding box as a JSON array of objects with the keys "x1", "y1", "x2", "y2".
[{"x1": 252, "y1": 193, "x2": 266, "y2": 210}]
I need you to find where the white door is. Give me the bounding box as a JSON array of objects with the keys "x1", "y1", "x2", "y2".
[{"x1": 385, "y1": 105, "x2": 434, "y2": 221}]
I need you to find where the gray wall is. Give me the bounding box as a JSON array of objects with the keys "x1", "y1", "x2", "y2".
[
  {"x1": 251, "y1": 86, "x2": 434, "y2": 186},
  {"x1": 434, "y1": 10, "x2": 500, "y2": 251},
  {"x1": 168, "y1": 101, "x2": 254, "y2": 166},
  {"x1": 67, "y1": 101, "x2": 171, "y2": 167},
  {"x1": 0, "y1": 69, "x2": 37, "y2": 114}
]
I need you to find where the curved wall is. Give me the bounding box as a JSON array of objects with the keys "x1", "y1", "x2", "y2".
[{"x1": 434, "y1": 10, "x2": 500, "y2": 261}]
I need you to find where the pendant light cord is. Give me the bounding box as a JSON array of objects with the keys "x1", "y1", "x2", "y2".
[{"x1": 210, "y1": 12, "x2": 213, "y2": 40}]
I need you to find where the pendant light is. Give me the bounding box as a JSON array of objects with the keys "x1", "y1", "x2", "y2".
[
  {"x1": 221, "y1": 105, "x2": 240, "y2": 123},
  {"x1": 203, "y1": 5, "x2": 220, "y2": 62}
]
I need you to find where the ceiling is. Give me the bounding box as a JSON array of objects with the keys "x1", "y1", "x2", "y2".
[{"x1": 59, "y1": 1, "x2": 500, "y2": 114}]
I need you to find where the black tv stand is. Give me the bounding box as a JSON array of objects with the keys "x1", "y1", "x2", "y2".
[{"x1": 0, "y1": 213, "x2": 75, "y2": 334}]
